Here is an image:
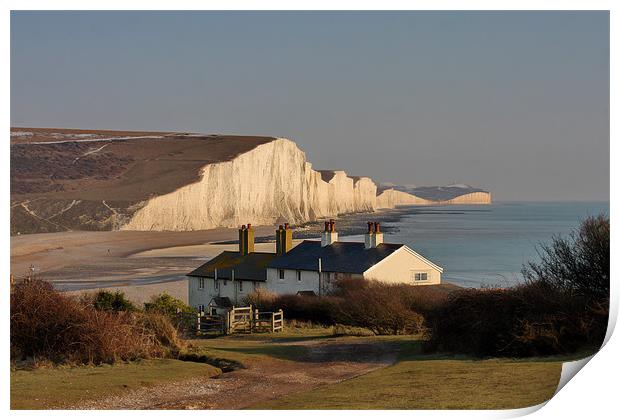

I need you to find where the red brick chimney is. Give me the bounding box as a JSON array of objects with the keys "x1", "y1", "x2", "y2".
[{"x1": 322, "y1": 219, "x2": 338, "y2": 247}]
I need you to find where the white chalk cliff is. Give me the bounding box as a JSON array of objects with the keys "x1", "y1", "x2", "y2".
[
  {"x1": 439, "y1": 191, "x2": 492, "y2": 204},
  {"x1": 121, "y1": 137, "x2": 490, "y2": 231},
  {"x1": 376, "y1": 189, "x2": 434, "y2": 209},
  {"x1": 122, "y1": 138, "x2": 378, "y2": 231}
]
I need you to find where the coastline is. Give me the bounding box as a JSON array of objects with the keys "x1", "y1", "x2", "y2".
[{"x1": 9, "y1": 206, "x2": 414, "y2": 301}]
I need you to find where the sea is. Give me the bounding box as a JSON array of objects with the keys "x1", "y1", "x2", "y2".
[{"x1": 342, "y1": 201, "x2": 609, "y2": 288}]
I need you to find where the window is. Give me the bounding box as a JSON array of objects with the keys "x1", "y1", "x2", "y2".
[
  {"x1": 198, "y1": 304, "x2": 205, "y2": 313},
  {"x1": 253, "y1": 281, "x2": 259, "y2": 290},
  {"x1": 279, "y1": 269, "x2": 285, "y2": 280},
  {"x1": 224, "y1": 280, "x2": 227, "y2": 286},
  {"x1": 239, "y1": 281, "x2": 243, "y2": 292},
  {"x1": 296, "y1": 270, "x2": 302, "y2": 282},
  {"x1": 413, "y1": 272, "x2": 428, "y2": 282},
  {"x1": 198, "y1": 278, "x2": 204, "y2": 290},
  {"x1": 215, "y1": 280, "x2": 219, "y2": 290}
]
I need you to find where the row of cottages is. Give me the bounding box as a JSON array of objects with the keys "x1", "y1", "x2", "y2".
[{"x1": 186, "y1": 220, "x2": 443, "y2": 314}]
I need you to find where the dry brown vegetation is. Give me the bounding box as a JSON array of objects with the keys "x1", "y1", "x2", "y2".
[
  {"x1": 244, "y1": 280, "x2": 454, "y2": 335},
  {"x1": 11, "y1": 279, "x2": 182, "y2": 365}
]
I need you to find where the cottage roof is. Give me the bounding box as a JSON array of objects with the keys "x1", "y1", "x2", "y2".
[
  {"x1": 186, "y1": 251, "x2": 275, "y2": 281},
  {"x1": 267, "y1": 240, "x2": 404, "y2": 274}
]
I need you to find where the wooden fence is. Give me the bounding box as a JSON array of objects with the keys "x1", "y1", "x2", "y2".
[
  {"x1": 196, "y1": 315, "x2": 226, "y2": 335},
  {"x1": 196, "y1": 305, "x2": 284, "y2": 335}
]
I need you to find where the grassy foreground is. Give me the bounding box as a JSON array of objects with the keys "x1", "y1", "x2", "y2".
[
  {"x1": 11, "y1": 326, "x2": 567, "y2": 410},
  {"x1": 10, "y1": 359, "x2": 221, "y2": 409},
  {"x1": 253, "y1": 341, "x2": 564, "y2": 410}
]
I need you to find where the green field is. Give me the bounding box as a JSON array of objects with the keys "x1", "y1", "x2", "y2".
[
  {"x1": 10, "y1": 359, "x2": 221, "y2": 409},
  {"x1": 254, "y1": 346, "x2": 563, "y2": 409},
  {"x1": 11, "y1": 326, "x2": 568, "y2": 410}
]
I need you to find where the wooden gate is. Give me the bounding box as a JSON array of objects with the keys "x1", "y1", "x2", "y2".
[
  {"x1": 270, "y1": 309, "x2": 284, "y2": 333},
  {"x1": 197, "y1": 306, "x2": 284, "y2": 335},
  {"x1": 227, "y1": 306, "x2": 253, "y2": 334}
]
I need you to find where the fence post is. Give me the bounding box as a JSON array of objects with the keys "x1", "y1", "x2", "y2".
[
  {"x1": 226, "y1": 311, "x2": 231, "y2": 334},
  {"x1": 254, "y1": 309, "x2": 259, "y2": 332},
  {"x1": 279, "y1": 309, "x2": 284, "y2": 332},
  {"x1": 196, "y1": 313, "x2": 201, "y2": 335}
]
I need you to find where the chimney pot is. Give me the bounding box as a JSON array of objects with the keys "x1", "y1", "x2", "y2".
[
  {"x1": 242, "y1": 224, "x2": 246, "y2": 229},
  {"x1": 279, "y1": 224, "x2": 284, "y2": 230},
  {"x1": 367, "y1": 221, "x2": 373, "y2": 233},
  {"x1": 284, "y1": 222, "x2": 289, "y2": 230},
  {"x1": 374, "y1": 222, "x2": 380, "y2": 233},
  {"x1": 321, "y1": 220, "x2": 339, "y2": 247},
  {"x1": 247, "y1": 223, "x2": 252, "y2": 229}
]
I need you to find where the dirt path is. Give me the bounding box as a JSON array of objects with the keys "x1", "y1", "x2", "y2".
[{"x1": 70, "y1": 338, "x2": 400, "y2": 409}]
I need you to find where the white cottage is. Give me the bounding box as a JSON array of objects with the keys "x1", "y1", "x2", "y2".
[
  {"x1": 187, "y1": 221, "x2": 443, "y2": 311},
  {"x1": 186, "y1": 224, "x2": 276, "y2": 312},
  {"x1": 266, "y1": 221, "x2": 442, "y2": 296}
]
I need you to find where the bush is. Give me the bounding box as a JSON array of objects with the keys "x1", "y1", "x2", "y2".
[
  {"x1": 332, "y1": 324, "x2": 375, "y2": 337},
  {"x1": 245, "y1": 280, "x2": 436, "y2": 335},
  {"x1": 522, "y1": 214, "x2": 609, "y2": 301},
  {"x1": 245, "y1": 289, "x2": 342, "y2": 325},
  {"x1": 332, "y1": 280, "x2": 426, "y2": 335},
  {"x1": 10, "y1": 279, "x2": 181, "y2": 365},
  {"x1": 90, "y1": 290, "x2": 137, "y2": 312},
  {"x1": 243, "y1": 288, "x2": 278, "y2": 309},
  {"x1": 144, "y1": 293, "x2": 197, "y2": 336},
  {"x1": 428, "y1": 215, "x2": 610, "y2": 357},
  {"x1": 426, "y1": 283, "x2": 604, "y2": 357},
  {"x1": 133, "y1": 312, "x2": 183, "y2": 357}
]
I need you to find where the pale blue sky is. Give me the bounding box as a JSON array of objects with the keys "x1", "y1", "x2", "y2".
[{"x1": 11, "y1": 11, "x2": 609, "y2": 200}]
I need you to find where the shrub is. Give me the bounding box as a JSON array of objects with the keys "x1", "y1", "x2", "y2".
[
  {"x1": 133, "y1": 312, "x2": 183, "y2": 357},
  {"x1": 332, "y1": 324, "x2": 375, "y2": 337},
  {"x1": 426, "y1": 283, "x2": 602, "y2": 357},
  {"x1": 522, "y1": 214, "x2": 610, "y2": 301},
  {"x1": 428, "y1": 216, "x2": 610, "y2": 357},
  {"x1": 243, "y1": 288, "x2": 278, "y2": 309},
  {"x1": 332, "y1": 280, "x2": 426, "y2": 335},
  {"x1": 90, "y1": 290, "x2": 137, "y2": 312},
  {"x1": 144, "y1": 293, "x2": 197, "y2": 336},
  {"x1": 246, "y1": 280, "x2": 433, "y2": 335},
  {"x1": 245, "y1": 289, "x2": 342, "y2": 325},
  {"x1": 11, "y1": 279, "x2": 180, "y2": 365}
]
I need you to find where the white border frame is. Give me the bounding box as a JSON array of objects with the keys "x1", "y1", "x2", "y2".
[{"x1": 2, "y1": 3, "x2": 616, "y2": 420}]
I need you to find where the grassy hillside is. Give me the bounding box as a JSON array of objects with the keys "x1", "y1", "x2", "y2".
[
  {"x1": 10, "y1": 359, "x2": 221, "y2": 409},
  {"x1": 253, "y1": 341, "x2": 564, "y2": 409}
]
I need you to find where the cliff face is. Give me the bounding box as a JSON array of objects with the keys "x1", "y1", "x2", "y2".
[
  {"x1": 123, "y1": 138, "x2": 378, "y2": 231},
  {"x1": 376, "y1": 189, "x2": 434, "y2": 209},
  {"x1": 122, "y1": 138, "x2": 492, "y2": 231},
  {"x1": 11, "y1": 128, "x2": 492, "y2": 234},
  {"x1": 440, "y1": 191, "x2": 492, "y2": 204}
]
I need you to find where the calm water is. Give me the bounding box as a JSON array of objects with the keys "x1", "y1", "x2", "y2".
[{"x1": 346, "y1": 202, "x2": 609, "y2": 288}]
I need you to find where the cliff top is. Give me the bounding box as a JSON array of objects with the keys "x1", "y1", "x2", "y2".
[{"x1": 11, "y1": 127, "x2": 276, "y2": 201}]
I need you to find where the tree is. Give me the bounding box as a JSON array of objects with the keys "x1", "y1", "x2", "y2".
[{"x1": 522, "y1": 214, "x2": 609, "y2": 301}]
